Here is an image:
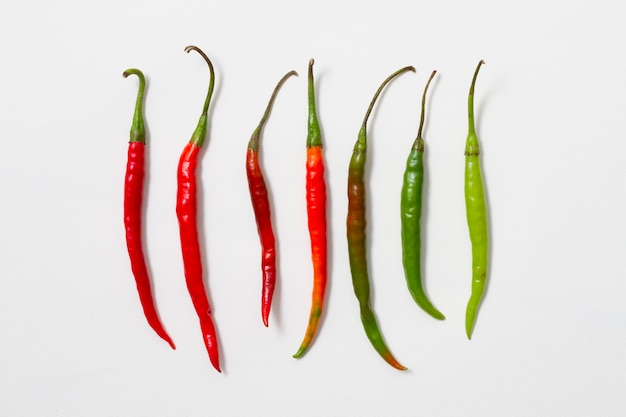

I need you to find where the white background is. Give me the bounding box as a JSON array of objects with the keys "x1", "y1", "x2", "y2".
[{"x1": 1, "y1": 0, "x2": 625, "y2": 416}]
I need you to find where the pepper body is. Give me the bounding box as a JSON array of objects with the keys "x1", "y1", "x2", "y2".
[
  {"x1": 246, "y1": 70, "x2": 297, "y2": 327},
  {"x1": 293, "y1": 140, "x2": 328, "y2": 357},
  {"x1": 464, "y1": 60, "x2": 489, "y2": 339},
  {"x1": 347, "y1": 133, "x2": 406, "y2": 371},
  {"x1": 346, "y1": 66, "x2": 414, "y2": 370},
  {"x1": 400, "y1": 71, "x2": 444, "y2": 320},
  {"x1": 294, "y1": 59, "x2": 327, "y2": 358},
  {"x1": 347, "y1": 146, "x2": 368, "y2": 304},
  {"x1": 246, "y1": 149, "x2": 276, "y2": 326},
  {"x1": 464, "y1": 143, "x2": 488, "y2": 338},
  {"x1": 176, "y1": 46, "x2": 221, "y2": 371},
  {"x1": 304, "y1": 144, "x2": 327, "y2": 330},
  {"x1": 123, "y1": 69, "x2": 175, "y2": 349},
  {"x1": 177, "y1": 141, "x2": 220, "y2": 370}
]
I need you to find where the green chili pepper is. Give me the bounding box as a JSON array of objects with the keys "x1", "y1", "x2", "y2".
[
  {"x1": 347, "y1": 65, "x2": 414, "y2": 370},
  {"x1": 464, "y1": 60, "x2": 488, "y2": 339},
  {"x1": 400, "y1": 70, "x2": 445, "y2": 321}
]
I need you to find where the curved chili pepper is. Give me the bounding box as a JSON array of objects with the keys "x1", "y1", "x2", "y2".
[
  {"x1": 400, "y1": 70, "x2": 445, "y2": 320},
  {"x1": 122, "y1": 68, "x2": 175, "y2": 350},
  {"x1": 347, "y1": 66, "x2": 414, "y2": 370},
  {"x1": 246, "y1": 70, "x2": 298, "y2": 327},
  {"x1": 176, "y1": 46, "x2": 220, "y2": 371},
  {"x1": 293, "y1": 59, "x2": 327, "y2": 358},
  {"x1": 464, "y1": 60, "x2": 488, "y2": 339}
]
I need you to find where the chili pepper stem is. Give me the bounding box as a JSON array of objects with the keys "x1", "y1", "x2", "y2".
[
  {"x1": 122, "y1": 69, "x2": 146, "y2": 144},
  {"x1": 464, "y1": 59, "x2": 488, "y2": 340}
]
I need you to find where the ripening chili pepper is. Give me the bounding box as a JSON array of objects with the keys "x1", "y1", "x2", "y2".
[
  {"x1": 400, "y1": 70, "x2": 445, "y2": 321},
  {"x1": 122, "y1": 68, "x2": 176, "y2": 350},
  {"x1": 464, "y1": 60, "x2": 489, "y2": 339},
  {"x1": 246, "y1": 70, "x2": 298, "y2": 327},
  {"x1": 293, "y1": 59, "x2": 327, "y2": 358},
  {"x1": 176, "y1": 46, "x2": 220, "y2": 371},
  {"x1": 347, "y1": 66, "x2": 415, "y2": 370}
]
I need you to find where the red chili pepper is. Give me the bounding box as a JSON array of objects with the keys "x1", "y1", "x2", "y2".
[
  {"x1": 122, "y1": 68, "x2": 175, "y2": 350},
  {"x1": 176, "y1": 46, "x2": 220, "y2": 372},
  {"x1": 294, "y1": 59, "x2": 327, "y2": 358},
  {"x1": 246, "y1": 70, "x2": 298, "y2": 327}
]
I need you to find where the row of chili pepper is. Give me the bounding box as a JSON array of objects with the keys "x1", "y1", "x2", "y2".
[{"x1": 122, "y1": 46, "x2": 490, "y2": 372}]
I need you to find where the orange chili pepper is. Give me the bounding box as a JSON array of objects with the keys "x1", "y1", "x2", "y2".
[{"x1": 294, "y1": 59, "x2": 328, "y2": 358}]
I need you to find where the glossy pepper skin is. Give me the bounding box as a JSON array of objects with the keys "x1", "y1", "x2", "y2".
[
  {"x1": 123, "y1": 68, "x2": 175, "y2": 349},
  {"x1": 400, "y1": 70, "x2": 445, "y2": 320},
  {"x1": 176, "y1": 46, "x2": 220, "y2": 371},
  {"x1": 293, "y1": 59, "x2": 327, "y2": 358},
  {"x1": 347, "y1": 66, "x2": 414, "y2": 370},
  {"x1": 464, "y1": 60, "x2": 488, "y2": 339},
  {"x1": 246, "y1": 70, "x2": 298, "y2": 327}
]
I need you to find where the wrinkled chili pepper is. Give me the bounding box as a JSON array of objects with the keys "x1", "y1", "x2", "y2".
[
  {"x1": 122, "y1": 68, "x2": 175, "y2": 349},
  {"x1": 347, "y1": 66, "x2": 414, "y2": 370},
  {"x1": 176, "y1": 46, "x2": 220, "y2": 371},
  {"x1": 246, "y1": 70, "x2": 298, "y2": 327},
  {"x1": 293, "y1": 59, "x2": 327, "y2": 358},
  {"x1": 400, "y1": 70, "x2": 445, "y2": 320},
  {"x1": 464, "y1": 60, "x2": 488, "y2": 339}
]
